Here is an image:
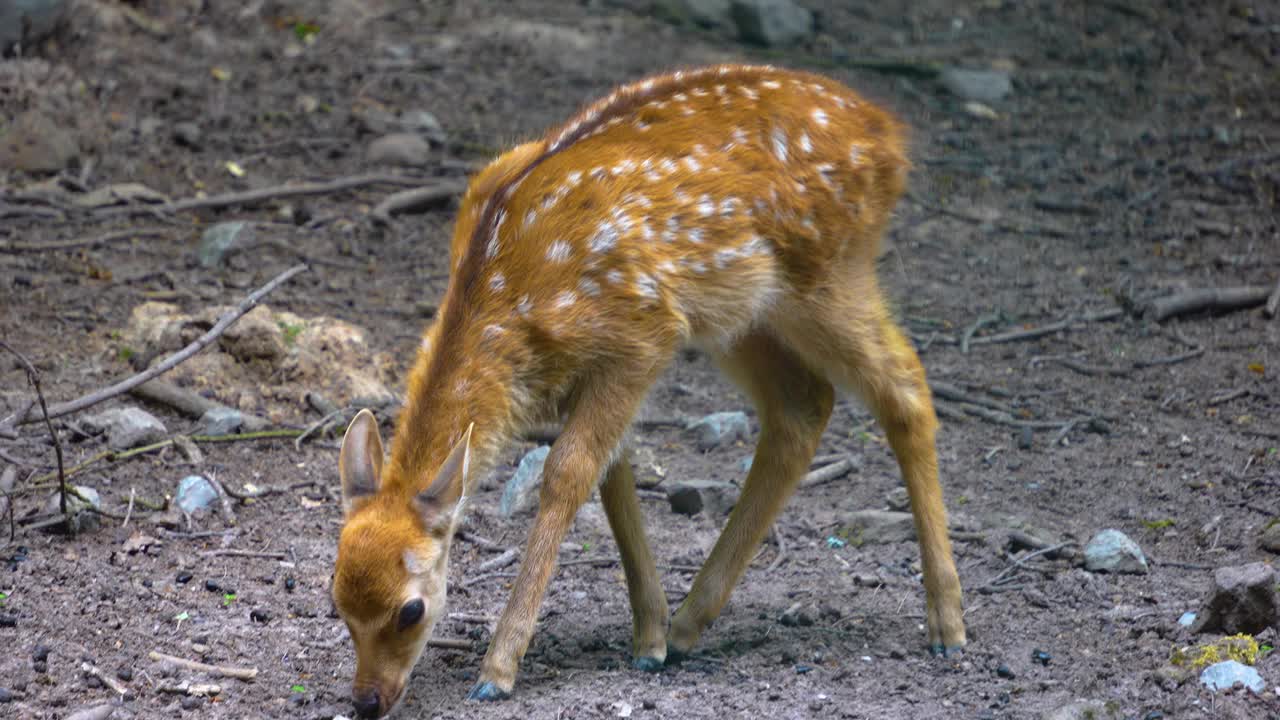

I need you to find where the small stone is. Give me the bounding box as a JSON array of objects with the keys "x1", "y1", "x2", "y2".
[
  {"x1": 666, "y1": 480, "x2": 738, "y2": 517},
  {"x1": 1042, "y1": 700, "x2": 1106, "y2": 720},
  {"x1": 1199, "y1": 660, "x2": 1264, "y2": 694},
  {"x1": 180, "y1": 695, "x2": 204, "y2": 710},
  {"x1": 0, "y1": 0, "x2": 70, "y2": 51},
  {"x1": 685, "y1": 411, "x2": 750, "y2": 451},
  {"x1": 175, "y1": 476, "x2": 218, "y2": 514},
  {"x1": 197, "y1": 221, "x2": 254, "y2": 268},
  {"x1": 116, "y1": 667, "x2": 133, "y2": 682},
  {"x1": 728, "y1": 0, "x2": 814, "y2": 46},
  {"x1": 41, "y1": 486, "x2": 102, "y2": 534},
  {"x1": 398, "y1": 111, "x2": 446, "y2": 145},
  {"x1": 1083, "y1": 529, "x2": 1148, "y2": 574},
  {"x1": 940, "y1": 68, "x2": 1013, "y2": 103},
  {"x1": 198, "y1": 407, "x2": 244, "y2": 435},
  {"x1": 500, "y1": 445, "x2": 550, "y2": 517},
  {"x1": 884, "y1": 486, "x2": 910, "y2": 511},
  {"x1": 83, "y1": 407, "x2": 168, "y2": 450},
  {"x1": 1017, "y1": 426, "x2": 1033, "y2": 450},
  {"x1": 173, "y1": 122, "x2": 202, "y2": 149},
  {"x1": 996, "y1": 663, "x2": 1015, "y2": 678},
  {"x1": 1259, "y1": 521, "x2": 1280, "y2": 553},
  {"x1": 841, "y1": 510, "x2": 916, "y2": 544},
  {"x1": 33, "y1": 645, "x2": 52, "y2": 662},
  {"x1": 176, "y1": 571, "x2": 193, "y2": 584},
  {"x1": 779, "y1": 604, "x2": 815, "y2": 627},
  {"x1": 1177, "y1": 611, "x2": 1196, "y2": 627},
  {"x1": 219, "y1": 305, "x2": 286, "y2": 361},
  {"x1": 682, "y1": 0, "x2": 732, "y2": 27},
  {"x1": 0, "y1": 687, "x2": 12, "y2": 702},
  {"x1": 0, "y1": 615, "x2": 15, "y2": 628},
  {"x1": 367, "y1": 133, "x2": 432, "y2": 167},
  {"x1": 285, "y1": 577, "x2": 297, "y2": 593},
  {"x1": 1190, "y1": 562, "x2": 1278, "y2": 636},
  {"x1": 33, "y1": 660, "x2": 47, "y2": 674},
  {"x1": 250, "y1": 609, "x2": 270, "y2": 623},
  {"x1": 1031, "y1": 648, "x2": 1052, "y2": 666},
  {"x1": 204, "y1": 580, "x2": 221, "y2": 593}
]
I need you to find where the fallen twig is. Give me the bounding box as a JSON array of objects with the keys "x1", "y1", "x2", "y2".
[
  {"x1": 122, "y1": 487, "x2": 137, "y2": 528},
  {"x1": 929, "y1": 381, "x2": 1015, "y2": 415},
  {"x1": 475, "y1": 547, "x2": 519, "y2": 573},
  {"x1": 371, "y1": 181, "x2": 467, "y2": 225},
  {"x1": 427, "y1": 637, "x2": 473, "y2": 651},
  {"x1": 80, "y1": 661, "x2": 129, "y2": 696},
  {"x1": 96, "y1": 174, "x2": 444, "y2": 218},
  {"x1": 1207, "y1": 388, "x2": 1250, "y2": 406},
  {"x1": 130, "y1": 379, "x2": 269, "y2": 431},
  {"x1": 198, "y1": 549, "x2": 287, "y2": 560},
  {"x1": 294, "y1": 408, "x2": 346, "y2": 450},
  {"x1": 965, "y1": 308, "x2": 1124, "y2": 348},
  {"x1": 1, "y1": 465, "x2": 14, "y2": 540},
  {"x1": 1266, "y1": 277, "x2": 1280, "y2": 318},
  {"x1": 961, "y1": 313, "x2": 1000, "y2": 354},
  {"x1": 767, "y1": 524, "x2": 788, "y2": 572},
  {"x1": 0, "y1": 265, "x2": 308, "y2": 433},
  {"x1": 1144, "y1": 286, "x2": 1272, "y2": 322},
  {"x1": 0, "y1": 227, "x2": 167, "y2": 253},
  {"x1": 218, "y1": 479, "x2": 315, "y2": 501},
  {"x1": 0, "y1": 341, "x2": 70, "y2": 531},
  {"x1": 977, "y1": 542, "x2": 1071, "y2": 592},
  {"x1": 148, "y1": 651, "x2": 258, "y2": 680},
  {"x1": 799, "y1": 457, "x2": 855, "y2": 488}
]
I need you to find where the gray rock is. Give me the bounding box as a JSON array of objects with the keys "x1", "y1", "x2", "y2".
[
  {"x1": 885, "y1": 486, "x2": 910, "y2": 512},
  {"x1": 685, "y1": 0, "x2": 732, "y2": 27},
  {"x1": 1199, "y1": 660, "x2": 1264, "y2": 694},
  {"x1": 198, "y1": 407, "x2": 244, "y2": 436},
  {"x1": 666, "y1": 480, "x2": 738, "y2": 517},
  {"x1": 397, "y1": 111, "x2": 446, "y2": 145},
  {"x1": 173, "y1": 122, "x2": 202, "y2": 149},
  {"x1": 367, "y1": 133, "x2": 432, "y2": 167},
  {"x1": 1260, "y1": 521, "x2": 1280, "y2": 553},
  {"x1": 1041, "y1": 701, "x2": 1106, "y2": 720},
  {"x1": 1083, "y1": 529, "x2": 1148, "y2": 574},
  {"x1": 500, "y1": 446, "x2": 550, "y2": 517},
  {"x1": 728, "y1": 0, "x2": 813, "y2": 47},
  {"x1": 0, "y1": 109, "x2": 78, "y2": 173},
  {"x1": 0, "y1": 0, "x2": 70, "y2": 52},
  {"x1": 1177, "y1": 611, "x2": 1196, "y2": 627},
  {"x1": 41, "y1": 485, "x2": 101, "y2": 534},
  {"x1": 842, "y1": 510, "x2": 916, "y2": 544},
  {"x1": 686, "y1": 411, "x2": 749, "y2": 451},
  {"x1": 197, "y1": 222, "x2": 253, "y2": 268},
  {"x1": 175, "y1": 476, "x2": 218, "y2": 514},
  {"x1": 1190, "y1": 562, "x2": 1278, "y2": 635},
  {"x1": 219, "y1": 307, "x2": 286, "y2": 362},
  {"x1": 940, "y1": 68, "x2": 1013, "y2": 103},
  {"x1": 84, "y1": 407, "x2": 168, "y2": 450}
]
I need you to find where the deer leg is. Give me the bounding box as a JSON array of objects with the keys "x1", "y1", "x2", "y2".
[
  {"x1": 667, "y1": 332, "x2": 834, "y2": 659},
  {"x1": 599, "y1": 449, "x2": 669, "y2": 670}
]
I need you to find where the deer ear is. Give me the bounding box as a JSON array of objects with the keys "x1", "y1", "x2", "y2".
[
  {"x1": 415, "y1": 423, "x2": 474, "y2": 536},
  {"x1": 339, "y1": 409, "x2": 384, "y2": 517}
]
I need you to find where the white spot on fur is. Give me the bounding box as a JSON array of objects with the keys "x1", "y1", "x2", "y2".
[
  {"x1": 420, "y1": 337, "x2": 432, "y2": 353},
  {"x1": 553, "y1": 290, "x2": 577, "y2": 309},
  {"x1": 760, "y1": 79, "x2": 781, "y2": 90},
  {"x1": 611, "y1": 159, "x2": 636, "y2": 176},
  {"x1": 731, "y1": 127, "x2": 748, "y2": 146},
  {"x1": 516, "y1": 295, "x2": 533, "y2": 316},
  {"x1": 849, "y1": 143, "x2": 864, "y2": 165},
  {"x1": 635, "y1": 272, "x2": 659, "y2": 299},
  {"x1": 681, "y1": 105, "x2": 695, "y2": 116},
  {"x1": 719, "y1": 197, "x2": 739, "y2": 216},
  {"x1": 657, "y1": 259, "x2": 676, "y2": 274},
  {"x1": 691, "y1": 87, "x2": 708, "y2": 97},
  {"x1": 606, "y1": 269, "x2": 624, "y2": 285},
  {"x1": 714, "y1": 84, "x2": 727, "y2": 96},
  {"x1": 523, "y1": 209, "x2": 537, "y2": 229},
  {"x1": 590, "y1": 220, "x2": 620, "y2": 254},
  {"x1": 635, "y1": 119, "x2": 650, "y2": 131},
  {"x1": 696, "y1": 195, "x2": 715, "y2": 217},
  {"x1": 578, "y1": 277, "x2": 601, "y2": 297},
  {"x1": 547, "y1": 240, "x2": 573, "y2": 263},
  {"x1": 661, "y1": 216, "x2": 680, "y2": 242},
  {"x1": 489, "y1": 273, "x2": 506, "y2": 291},
  {"x1": 811, "y1": 107, "x2": 829, "y2": 127},
  {"x1": 687, "y1": 228, "x2": 704, "y2": 244},
  {"x1": 482, "y1": 324, "x2": 504, "y2": 341},
  {"x1": 673, "y1": 92, "x2": 688, "y2": 102},
  {"x1": 771, "y1": 127, "x2": 788, "y2": 163},
  {"x1": 690, "y1": 260, "x2": 707, "y2": 274},
  {"x1": 737, "y1": 86, "x2": 759, "y2": 100},
  {"x1": 798, "y1": 132, "x2": 812, "y2": 154}
]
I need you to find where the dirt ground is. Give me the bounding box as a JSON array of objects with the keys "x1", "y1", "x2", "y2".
[{"x1": 1, "y1": 1, "x2": 1278, "y2": 718}]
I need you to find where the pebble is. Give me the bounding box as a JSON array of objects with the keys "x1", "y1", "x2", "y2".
[
  {"x1": 1199, "y1": 660, "x2": 1264, "y2": 694},
  {"x1": 32, "y1": 644, "x2": 52, "y2": 662},
  {"x1": 172, "y1": 122, "x2": 202, "y2": 149},
  {"x1": 841, "y1": 510, "x2": 916, "y2": 544},
  {"x1": 1017, "y1": 426, "x2": 1033, "y2": 450},
  {"x1": 996, "y1": 663, "x2": 1015, "y2": 678},
  {"x1": 116, "y1": 667, "x2": 133, "y2": 682},
  {"x1": 83, "y1": 407, "x2": 168, "y2": 450},
  {"x1": 728, "y1": 0, "x2": 814, "y2": 47},
  {"x1": 250, "y1": 609, "x2": 271, "y2": 623},
  {"x1": 1190, "y1": 561, "x2": 1278, "y2": 635},
  {"x1": 367, "y1": 133, "x2": 432, "y2": 167},
  {"x1": 1031, "y1": 648, "x2": 1052, "y2": 666},
  {"x1": 175, "y1": 476, "x2": 218, "y2": 513},
  {"x1": 1259, "y1": 521, "x2": 1280, "y2": 552},
  {"x1": 940, "y1": 68, "x2": 1013, "y2": 103},
  {"x1": 176, "y1": 571, "x2": 193, "y2": 584},
  {"x1": 685, "y1": 411, "x2": 749, "y2": 451},
  {"x1": 285, "y1": 577, "x2": 297, "y2": 592},
  {"x1": 197, "y1": 221, "x2": 254, "y2": 269},
  {"x1": 204, "y1": 580, "x2": 221, "y2": 593},
  {"x1": 0, "y1": 687, "x2": 12, "y2": 702},
  {"x1": 500, "y1": 445, "x2": 550, "y2": 517},
  {"x1": 180, "y1": 695, "x2": 204, "y2": 710},
  {"x1": 1177, "y1": 611, "x2": 1196, "y2": 627},
  {"x1": 198, "y1": 407, "x2": 245, "y2": 435},
  {"x1": 1083, "y1": 529, "x2": 1148, "y2": 574}
]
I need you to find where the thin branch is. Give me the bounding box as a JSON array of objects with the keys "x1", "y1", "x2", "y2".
[
  {"x1": 0, "y1": 227, "x2": 167, "y2": 253},
  {"x1": 0, "y1": 264, "x2": 307, "y2": 432},
  {"x1": 799, "y1": 457, "x2": 855, "y2": 489},
  {"x1": 95, "y1": 174, "x2": 445, "y2": 218},
  {"x1": 198, "y1": 549, "x2": 287, "y2": 560},
  {"x1": 1144, "y1": 286, "x2": 1272, "y2": 322},
  {"x1": 0, "y1": 341, "x2": 69, "y2": 531},
  {"x1": 147, "y1": 651, "x2": 258, "y2": 680},
  {"x1": 370, "y1": 181, "x2": 466, "y2": 225}
]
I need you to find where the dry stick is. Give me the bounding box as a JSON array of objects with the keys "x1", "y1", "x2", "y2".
[
  {"x1": 1144, "y1": 286, "x2": 1272, "y2": 322},
  {"x1": 475, "y1": 547, "x2": 519, "y2": 573},
  {"x1": 955, "y1": 403, "x2": 1076, "y2": 430},
  {"x1": 130, "y1": 379, "x2": 269, "y2": 431},
  {"x1": 95, "y1": 174, "x2": 442, "y2": 218},
  {"x1": 122, "y1": 486, "x2": 136, "y2": 528},
  {"x1": 929, "y1": 381, "x2": 1015, "y2": 415},
  {"x1": 1266, "y1": 277, "x2": 1280, "y2": 318},
  {"x1": 80, "y1": 661, "x2": 129, "y2": 696},
  {"x1": 976, "y1": 542, "x2": 1071, "y2": 592},
  {"x1": 960, "y1": 313, "x2": 1000, "y2": 354},
  {"x1": 1207, "y1": 388, "x2": 1250, "y2": 406},
  {"x1": 0, "y1": 264, "x2": 308, "y2": 434},
  {"x1": 767, "y1": 524, "x2": 788, "y2": 572},
  {"x1": 370, "y1": 180, "x2": 467, "y2": 225},
  {"x1": 0, "y1": 341, "x2": 70, "y2": 531},
  {"x1": 799, "y1": 457, "x2": 855, "y2": 489},
  {"x1": 220, "y1": 479, "x2": 315, "y2": 501},
  {"x1": 0, "y1": 465, "x2": 15, "y2": 541},
  {"x1": 428, "y1": 638, "x2": 473, "y2": 651},
  {"x1": 294, "y1": 408, "x2": 345, "y2": 451},
  {"x1": 148, "y1": 651, "x2": 258, "y2": 681},
  {"x1": 966, "y1": 308, "x2": 1124, "y2": 348},
  {"x1": 0, "y1": 227, "x2": 168, "y2": 253},
  {"x1": 199, "y1": 549, "x2": 287, "y2": 560}
]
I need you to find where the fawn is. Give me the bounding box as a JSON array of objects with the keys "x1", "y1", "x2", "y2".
[{"x1": 332, "y1": 63, "x2": 965, "y2": 716}]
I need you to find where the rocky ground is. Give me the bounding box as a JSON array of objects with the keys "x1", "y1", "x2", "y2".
[{"x1": 1, "y1": 1, "x2": 1278, "y2": 719}]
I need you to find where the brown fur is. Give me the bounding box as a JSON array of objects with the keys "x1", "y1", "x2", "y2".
[{"x1": 332, "y1": 64, "x2": 965, "y2": 715}]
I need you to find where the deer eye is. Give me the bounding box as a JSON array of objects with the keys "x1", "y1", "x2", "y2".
[{"x1": 398, "y1": 598, "x2": 425, "y2": 630}]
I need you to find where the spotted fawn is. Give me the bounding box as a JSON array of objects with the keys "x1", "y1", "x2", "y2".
[{"x1": 331, "y1": 63, "x2": 965, "y2": 716}]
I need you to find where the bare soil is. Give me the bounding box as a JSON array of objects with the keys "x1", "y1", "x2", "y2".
[{"x1": 2, "y1": 2, "x2": 1278, "y2": 719}]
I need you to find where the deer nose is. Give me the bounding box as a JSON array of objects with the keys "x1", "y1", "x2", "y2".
[{"x1": 352, "y1": 688, "x2": 382, "y2": 718}]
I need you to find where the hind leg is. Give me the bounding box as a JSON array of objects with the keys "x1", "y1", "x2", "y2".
[
  {"x1": 776, "y1": 281, "x2": 966, "y2": 654},
  {"x1": 667, "y1": 331, "x2": 835, "y2": 658}
]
